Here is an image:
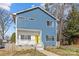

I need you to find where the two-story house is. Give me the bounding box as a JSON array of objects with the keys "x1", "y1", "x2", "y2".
[{"x1": 15, "y1": 7, "x2": 58, "y2": 50}]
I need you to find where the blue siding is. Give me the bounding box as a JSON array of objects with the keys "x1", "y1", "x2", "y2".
[{"x1": 17, "y1": 8, "x2": 57, "y2": 47}]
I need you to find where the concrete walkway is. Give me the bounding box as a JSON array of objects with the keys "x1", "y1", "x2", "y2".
[{"x1": 38, "y1": 50, "x2": 59, "y2": 56}]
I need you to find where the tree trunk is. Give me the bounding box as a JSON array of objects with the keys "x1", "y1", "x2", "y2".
[
  {"x1": 0, "y1": 39, "x2": 2, "y2": 45},
  {"x1": 68, "y1": 39, "x2": 72, "y2": 45},
  {"x1": 57, "y1": 19, "x2": 64, "y2": 45}
]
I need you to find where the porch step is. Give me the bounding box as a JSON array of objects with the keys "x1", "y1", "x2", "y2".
[{"x1": 36, "y1": 44, "x2": 44, "y2": 50}]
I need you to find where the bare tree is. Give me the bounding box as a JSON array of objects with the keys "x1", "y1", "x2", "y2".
[
  {"x1": 44, "y1": 3, "x2": 73, "y2": 45},
  {"x1": 0, "y1": 7, "x2": 13, "y2": 46}
]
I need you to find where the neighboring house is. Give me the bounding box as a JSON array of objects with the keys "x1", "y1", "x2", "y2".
[{"x1": 15, "y1": 7, "x2": 58, "y2": 50}]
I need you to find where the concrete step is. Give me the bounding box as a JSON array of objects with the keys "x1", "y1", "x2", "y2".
[{"x1": 36, "y1": 44, "x2": 44, "y2": 50}]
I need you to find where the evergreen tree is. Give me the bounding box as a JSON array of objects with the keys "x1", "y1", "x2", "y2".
[
  {"x1": 10, "y1": 32, "x2": 16, "y2": 43},
  {"x1": 63, "y1": 5, "x2": 79, "y2": 45}
]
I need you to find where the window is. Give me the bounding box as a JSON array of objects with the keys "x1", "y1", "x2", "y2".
[
  {"x1": 46, "y1": 35, "x2": 54, "y2": 41},
  {"x1": 29, "y1": 18, "x2": 35, "y2": 20},
  {"x1": 47, "y1": 21, "x2": 54, "y2": 27},
  {"x1": 21, "y1": 35, "x2": 31, "y2": 40}
]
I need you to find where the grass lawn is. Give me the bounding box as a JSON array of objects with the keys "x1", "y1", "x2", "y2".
[
  {"x1": 0, "y1": 48, "x2": 46, "y2": 56},
  {"x1": 46, "y1": 46, "x2": 79, "y2": 56}
]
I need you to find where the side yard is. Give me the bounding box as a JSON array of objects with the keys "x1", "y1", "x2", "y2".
[{"x1": 45, "y1": 45, "x2": 79, "y2": 56}]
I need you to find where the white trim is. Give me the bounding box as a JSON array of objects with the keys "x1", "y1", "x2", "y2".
[
  {"x1": 17, "y1": 28, "x2": 42, "y2": 32},
  {"x1": 15, "y1": 6, "x2": 59, "y2": 21},
  {"x1": 15, "y1": 7, "x2": 38, "y2": 14},
  {"x1": 16, "y1": 14, "x2": 18, "y2": 45},
  {"x1": 55, "y1": 22, "x2": 58, "y2": 47}
]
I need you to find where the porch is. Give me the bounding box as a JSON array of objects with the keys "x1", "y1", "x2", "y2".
[{"x1": 16, "y1": 28, "x2": 44, "y2": 50}]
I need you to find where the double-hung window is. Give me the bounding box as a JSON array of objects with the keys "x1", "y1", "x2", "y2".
[
  {"x1": 46, "y1": 35, "x2": 54, "y2": 41},
  {"x1": 21, "y1": 35, "x2": 31, "y2": 40}
]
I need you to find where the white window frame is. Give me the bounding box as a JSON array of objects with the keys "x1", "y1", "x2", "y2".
[
  {"x1": 46, "y1": 35, "x2": 54, "y2": 41},
  {"x1": 20, "y1": 35, "x2": 31, "y2": 40},
  {"x1": 47, "y1": 21, "x2": 54, "y2": 28}
]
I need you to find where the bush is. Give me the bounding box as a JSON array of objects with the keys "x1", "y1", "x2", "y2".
[{"x1": 10, "y1": 32, "x2": 16, "y2": 43}]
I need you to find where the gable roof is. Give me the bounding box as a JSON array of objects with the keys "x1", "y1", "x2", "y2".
[{"x1": 16, "y1": 7, "x2": 59, "y2": 21}]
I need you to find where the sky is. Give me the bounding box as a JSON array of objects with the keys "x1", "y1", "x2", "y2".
[
  {"x1": 10, "y1": 3, "x2": 41, "y2": 13},
  {"x1": 0, "y1": 3, "x2": 41, "y2": 37}
]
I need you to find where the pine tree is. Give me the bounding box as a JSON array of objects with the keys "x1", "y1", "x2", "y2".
[{"x1": 63, "y1": 5, "x2": 79, "y2": 45}]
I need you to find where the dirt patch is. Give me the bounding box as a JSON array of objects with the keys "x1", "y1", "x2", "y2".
[
  {"x1": 13, "y1": 49, "x2": 46, "y2": 56},
  {"x1": 0, "y1": 43, "x2": 45, "y2": 56}
]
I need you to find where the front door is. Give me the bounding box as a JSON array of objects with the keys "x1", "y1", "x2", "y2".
[{"x1": 35, "y1": 35, "x2": 40, "y2": 44}]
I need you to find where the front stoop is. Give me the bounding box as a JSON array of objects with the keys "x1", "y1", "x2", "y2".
[
  {"x1": 36, "y1": 44, "x2": 44, "y2": 50},
  {"x1": 38, "y1": 50, "x2": 59, "y2": 56}
]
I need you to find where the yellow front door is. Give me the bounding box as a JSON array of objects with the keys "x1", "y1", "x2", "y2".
[{"x1": 35, "y1": 35, "x2": 40, "y2": 44}]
